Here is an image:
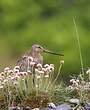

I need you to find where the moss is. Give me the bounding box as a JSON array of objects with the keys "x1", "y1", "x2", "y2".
[{"x1": 21, "y1": 91, "x2": 51, "y2": 108}]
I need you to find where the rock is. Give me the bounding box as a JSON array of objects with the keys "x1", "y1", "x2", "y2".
[
  {"x1": 32, "y1": 108, "x2": 39, "y2": 110},
  {"x1": 85, "y1": 103, "x2": 90, "y2": 110},
  {"x1": 69, "y1": 98, "x2": 80, "y2": 105},
  {"x1": 48, "y1": 103, "x2": 56, "y2": 109},
  {"x1": 40, "y1": 108, "x2": 53, "y2": 110},
  {"x1": 9, "y1": 107, "x2": 17, "y2": 110},
  {"x1": 40, "y1": 103, "x2": 71, "y2": 110},
  {"x1": 56, "y1": 104, "x2": 71, "y2": 110},
  {"x1": 9, "y1": 106, "x2": 31, "y2": 110}
]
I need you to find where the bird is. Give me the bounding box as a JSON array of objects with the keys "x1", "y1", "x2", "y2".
[{"x1": 17, "y1": 44, "x2": 64, "y2": 72}]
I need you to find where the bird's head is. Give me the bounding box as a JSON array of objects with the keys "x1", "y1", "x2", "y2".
[
  {"x1": 31, "y1": 44, "x2": 44, "y2": 54},
  {"x1": 31, "y1": 44, "x2": 64, "y2": 56}
]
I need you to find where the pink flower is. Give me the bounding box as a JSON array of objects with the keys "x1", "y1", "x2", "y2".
[
  {"x1": 70, "y1": 79, "x2": 75, "y2": 83},
  {"x1": 30, "y1": 62, "x2": 36, "y2": 67},
  {"x1": 4, "y1": 67, "x2": 10, "y2": 72},
  {"x1": 14, "y1": 66, "x2": 20, "y2": 70},
  {"x1": 44, "y1": 64, "x2": 49, "y2": 68},
  {"x1": 13, "y1": 68, "x2": 19, "y2": 73},
  {"x1": 37, "y1": 63, "x2": 42, "y2": 71},
  {"x1": 28, "y1": 56, "x2": 33, "y2": 62}
]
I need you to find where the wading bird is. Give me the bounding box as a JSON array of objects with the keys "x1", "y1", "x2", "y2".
[{"x1": 17, "y1": 44, "x2": 64, "y2": 72}]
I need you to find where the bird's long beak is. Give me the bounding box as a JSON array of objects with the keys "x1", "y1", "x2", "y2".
[{"x1": 43, "y1": 48, "x2": 64, "y2": 56}]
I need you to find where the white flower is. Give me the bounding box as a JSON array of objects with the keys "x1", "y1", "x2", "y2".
[
  {"x1": 8, "y1": 75, "x2": 11, "y2": 78},
  {"x1": 13, "y1": 81, "x2": 18, "y2": 85},
  {"x1": 4, "y1": 67, "x2": 10, "y2": 72},
  {"x1": 76, "y1": 79, "x2": 79, "y2": 83},
  {"x1": 39, "y1": 71, "x2": 44, "y2": 74},
  {"x1": 37, "y1": 63, "x2": 42, "y2": 71},
  {"x1": 45, "y1": 67, "x2": 50, "y2": 74},
  {"x1": 32, "y1": 108, "x2": 39, "y2": 110},
  {"x1": 60, "y1": 60, "x2": 64, "y2": 64},
  {"x1": 1, "y1": 72, "x2": 4, "y2": 76},
  {"x1": 44, "y1": 64, "x2": 49, "y2": 68},
  {"x1": 86, "y1": 69, "x2": 90, "y2": 74},
  {"x1": 50, "y1": 64, "x2": 54, "y2": 68},
  {"x1": 44, "y1": 74, "x2": 49, "y2": 78},
  {"x1": 42, "y1": 68, "x2": 46, "y2": 72},
  {"x1": 3, "y1": 79, "x2": 8, "y2": 83},
  {"x1": 22, "y1": 72, "x2": 28, "y2": 76},
  {"x1": 49, "y1": 65, "x2": 54, "y2": 72},
  {"x1": 70, "y1": 79, "x2": 75, "y2": 83},
  {"x1": 14, "y1": 66, "x2": 20, "y2": 69},
  {"x1": 68, "y1": 85, "x2": 73, "y2": 90},
  {"x1": 0, "y1": 77, "x2": 4, "y2": 81},
  {"x1": 0, "y1": 81, "x2": 2, "y2": 84},
  {"x1": 35, "y1": 69, "x2": 44, "y2": 74},
  {"x1": 36, "y1": 84, "x2": 38, "y2": 88},
  {"x1": 11, "y1": 76, "x2": 19, "y2": 81},
  {"x1": 35, "y1": 69, "x2": 39, "y2": 74},
  {"x1": 30, "y1": 61, "x2": 35, "y2": 66},
  {"x1": 37, "y1": 63, "x2": 42, "y2": 68},
  {"x1": 15, "y1": 75, "x2": 20, "y2": 79},
  {"x1": 0, "y1": 85, "x2": 3, "y2": 89},
  {"x1": 36, "y1": 75, "x2": 41, "y2": 79},
  {"x1": 17, "y1": 72, "x2": 21, "y2": 76},
  {"x1": 13, "y1": 68, "x2": 19, "y2": 73},
  {"x1": 28, "y1": 56, "x2": 33, "y2": 62},
  {"x1": 72, "y1": 81, "x2": 79, "y2": 87},
  {"x1": 45, "y1": 66, "x2": 53, "y2": 73},
  {"x1": 8, "y1": 70, "x2": 13, "y2": 74},
  {"x1": 27, "y1": 70, "x2": 32, "y2": 74}
]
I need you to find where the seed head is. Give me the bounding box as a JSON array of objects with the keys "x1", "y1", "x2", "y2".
[{"x1": 60, "y1": 60, "x2": 64, "y2": 64}]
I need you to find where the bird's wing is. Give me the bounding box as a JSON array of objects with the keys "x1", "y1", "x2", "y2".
[
  {"x1": 33, "y1": 55, "x2": 43, "y2": 65},
  {"x1": 17, "y1": 55, "x2": 28, "y2": 72}
]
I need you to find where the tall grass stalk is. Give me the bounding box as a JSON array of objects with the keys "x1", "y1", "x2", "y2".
[
  {"x1": 73, "y1": 17, "x2": 84, "y2": 76},
  {"x1": 46, "y1": 62, "x2": 63, "y2": 91}
]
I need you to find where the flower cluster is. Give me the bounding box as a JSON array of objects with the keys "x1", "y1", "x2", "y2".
[
  {"x1": 0, "y1": 58, "x2": 54, "y2": 90},
  {"x1": 68, "y1": 70, "x2": 90, "y2": 105},
  {"x1": 69, "y1": 78, "x2": 90, "y2": 91},
  {"x1": 69, "y1": 78, "x2": 80, "y2": 90},
  {"x1": 0, "y1": 66, "x2": 28, "y2": 88},
  {"x1": 0, "y1": 61, "x2": 55, "y2": 109},
  {"x1": 35, "y1": 63, "x2": 54, "y2": 79}
]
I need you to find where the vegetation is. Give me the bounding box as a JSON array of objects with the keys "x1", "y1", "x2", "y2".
[
  {"x1": 0, "y1": 57, "x2": 64, "y2": 109},
  {"x1": 0, "y1": 56, "x2": 90, "y2": 109}
]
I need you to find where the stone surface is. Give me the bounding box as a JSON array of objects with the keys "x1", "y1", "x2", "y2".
[
  {"x1": 9, "y1": 106, "x2": 31, "y2": 110},
  {"x1": 56, "y1": 104, "x2": 71, "y2": 110},
  {"x1": 85, "y1": 103, "x2": 90, "y2": 110},
  {"x1": 48, "y1": 103, "x2": 56, "y2": 109},
  {"x1": 40, "y1": 108, "x2": 54, "y2": 110},
  {"x1": 69, "y1": 98, "x2": 80, "y2": 105},
  {"x1": 40, "y1": 103, "x2": 71, "y2": 110},
  {"x1": 9, "y1": 107, "x2": 17, "y2": 110}
]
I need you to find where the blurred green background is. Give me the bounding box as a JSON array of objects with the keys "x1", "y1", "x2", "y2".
[{"x1": 0, "y1": 0, "x2": 90, "y2": 80}]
